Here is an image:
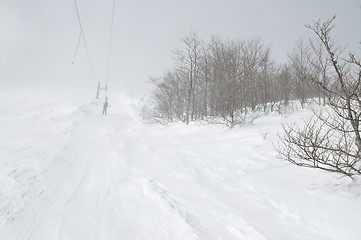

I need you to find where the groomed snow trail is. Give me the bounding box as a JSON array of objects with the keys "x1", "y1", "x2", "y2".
[
  {"x1": 1, "y1": 89, "x2": 361, "y2": 240},
  {"x1": 0, "y1": 96, "x2": 201, "y2": 240}
]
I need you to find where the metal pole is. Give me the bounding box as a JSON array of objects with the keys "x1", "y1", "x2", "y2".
[{"x1": 96, "y1": 82, "x2": 100, "y2": 99}]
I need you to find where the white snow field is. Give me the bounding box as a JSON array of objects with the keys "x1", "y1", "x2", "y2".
[{"x1": 0, "y1": 87, "x2": 360, "y2": 240}]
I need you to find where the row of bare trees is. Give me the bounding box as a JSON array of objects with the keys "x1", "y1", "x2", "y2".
[
  {"x1": 146, "y1": 32, "x2": 323, "y2": 126},
  {"x1": 145, "y1": 15, "x2": 360, "y2": 178}
]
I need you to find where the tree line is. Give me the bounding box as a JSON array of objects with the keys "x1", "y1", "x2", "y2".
[
  {"x1": 145, "y1": 16, "x2": 361, "y2": 178},
  {"x1": 145, "y1": 32, "x2": 324, "y2": 126}
]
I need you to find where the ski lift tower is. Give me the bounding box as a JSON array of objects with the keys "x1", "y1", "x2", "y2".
[{"x1": 96, "y1": 82, "x2": 107, "y2": 99}]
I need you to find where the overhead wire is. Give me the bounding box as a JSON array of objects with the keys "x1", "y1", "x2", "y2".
[
  {"x1": 72, "y1": 31, "x2": 81, "y2": 64},
  {"x1": 69, "y1": 0, "x2": 81, "y2": 65},
  {"x1": 71, "y1": 0, "x2": 98, "y2": 81},
  {"x1": 70, "y1": 0, "x2": 117, "y2": 95},
  {"x1": 105, "y1": 0, "x2": 117, "y2": 95}
]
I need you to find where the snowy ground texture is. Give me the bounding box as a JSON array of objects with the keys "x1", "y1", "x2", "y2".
[{"x1": 0, "y1": 87, "x2": 361, "y2": 240}]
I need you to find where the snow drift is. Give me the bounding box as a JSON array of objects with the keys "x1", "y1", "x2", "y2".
[{"x1": 0, "y1": 87, "x2": 360, "y2": 240}]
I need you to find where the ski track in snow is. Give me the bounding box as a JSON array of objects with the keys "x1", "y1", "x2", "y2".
[{"x1": 0, "y1": 89, "x2": 361, "y2": 240}]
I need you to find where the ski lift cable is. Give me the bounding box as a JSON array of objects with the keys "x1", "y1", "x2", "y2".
[
  {"x1": 69, "y1": 0, "x2": 80, "y2": 64},
  {"x1": 72, "y1": 0, "x2": 98, "y2": 82},
  {"x1": 105, "y1": 0, "x2": 116, "y2": 94},
  {"x1": 72, "y1": 31, "x2": 81, "y2": 64}
]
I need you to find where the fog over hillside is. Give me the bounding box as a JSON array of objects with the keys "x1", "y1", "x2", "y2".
[{"x1": 1, "y1": 0, "x2": 360, "y2": 95}]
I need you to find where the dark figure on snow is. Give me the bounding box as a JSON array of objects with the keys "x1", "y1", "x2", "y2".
[{"x1": 102, "y1": 97, "x2": 109, "y2": 115}]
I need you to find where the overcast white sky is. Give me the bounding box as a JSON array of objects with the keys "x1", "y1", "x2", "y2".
[{"x1": 1, "y1": 0, "x2": 360, "y2": 96}]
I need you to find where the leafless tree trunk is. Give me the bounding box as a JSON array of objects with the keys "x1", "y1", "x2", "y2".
[
  {"x1": 309, "y1": 40, "x2": 330, "y2": 106},
  {"x1": 288, "y1": 38, "x2": 313, "y2": 108},
  {"x1": 174, "y1": 31, "x2": 202, "y2": 124}
]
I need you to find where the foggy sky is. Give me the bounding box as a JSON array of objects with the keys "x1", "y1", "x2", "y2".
[{"x1": 1, "y1": 0, "x2": 360, "y2": 96}]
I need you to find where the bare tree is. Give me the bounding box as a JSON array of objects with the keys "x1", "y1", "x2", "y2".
[
  {"x1": 278, "y1": 64, "x2": 292, "y2": 107},
  {"x1": 258, "y1": 46, "x2": 276, "y2": 112},
  {"x1": 199, "y1": 44, "x2": 211, "y2": 119},
  {"x1": 241, "y1": 39, "x2": 264, "y2": 111},
  {"x1": 174, "y1": 31, "x2": 202, "y2": 124},
  {"x1": 288, "y1": 38, "x2": 313, "y2": 108},
  {"x1": 308, "y1": 39, "x2": 330, "y2": 106},
  {"x1": 278, "y1": 16, "x2": 361, "y2": 178}
]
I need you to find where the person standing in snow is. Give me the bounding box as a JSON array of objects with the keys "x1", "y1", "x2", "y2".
[{"x1": 102, "y1": 97, "x2": 109, "y2": 115}]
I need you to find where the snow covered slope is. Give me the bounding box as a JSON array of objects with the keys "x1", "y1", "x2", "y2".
[{"x1": 0, "y1": 87, "x2": 360, "y2": 240}]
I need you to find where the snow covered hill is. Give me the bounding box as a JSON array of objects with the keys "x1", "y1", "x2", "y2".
[{"x1": 0, "y1": 87, "x2": 360, "y2": 240}]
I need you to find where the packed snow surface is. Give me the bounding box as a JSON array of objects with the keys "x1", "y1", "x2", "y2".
[{"x1": 0, "y1": 87, "x2": 360, "y2": 240}]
